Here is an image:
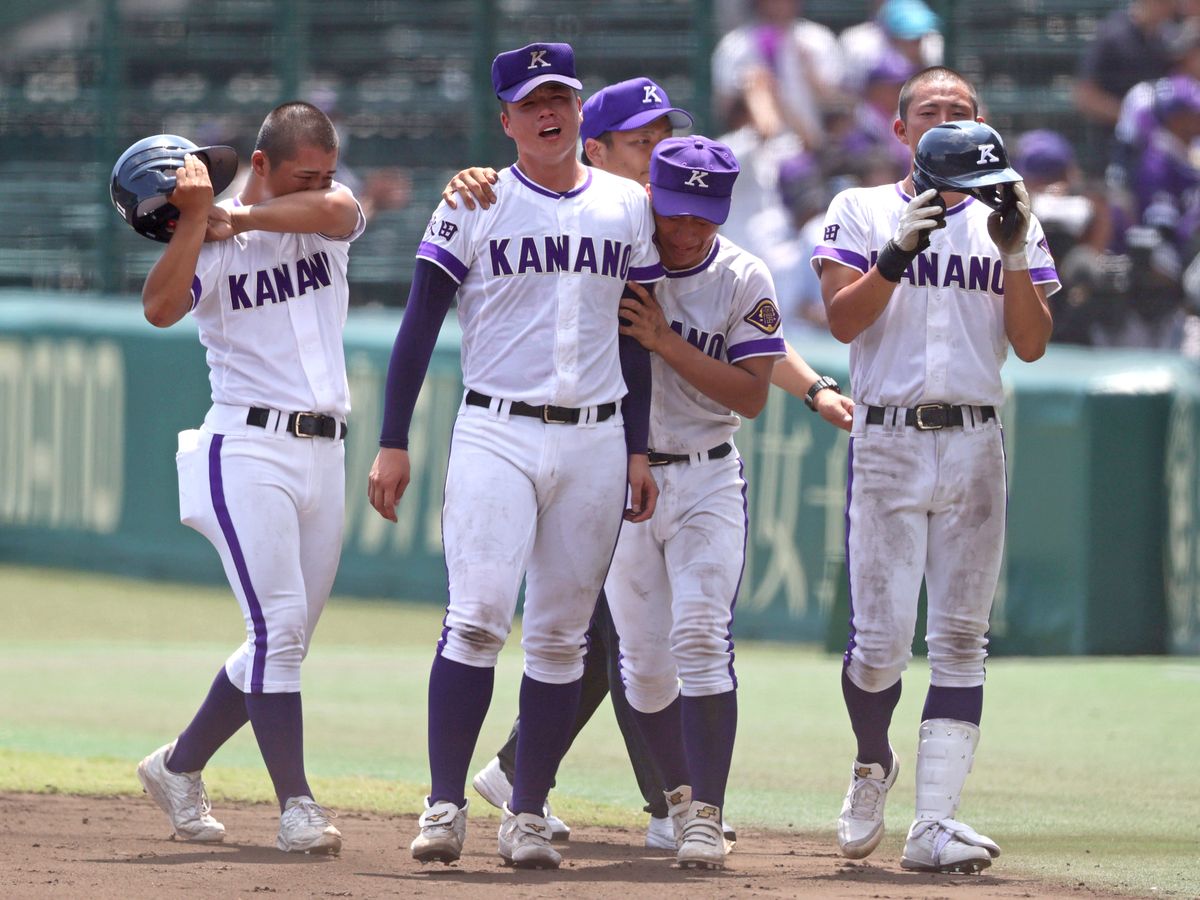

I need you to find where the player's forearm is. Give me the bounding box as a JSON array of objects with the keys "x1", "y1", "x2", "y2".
[
  {"x1": 770, "y1": 341, "x2": 822, "y2": 397},
  {"x1": 1003, "y1": 274, "x2": 1053, "y2": 362},
  {"x1": 655, "y1": 331, "x2": 771, "y2": 418},
  {"x1": 232, "y1": 187, "x2": 360, "y2": 238},
  {"x1": 824, "y1": 269, "x2": 897, "y2": 343},
  {"x1": 141, "y1": 213, "x2": 206, "y2": 328}
]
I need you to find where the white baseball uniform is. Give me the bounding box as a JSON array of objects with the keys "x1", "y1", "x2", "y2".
[
  {"x1": 415, "y1": 164, "x2": 661, "y2": 683},
  {"x1": 605, "y1": 237, "x2": 786, "y2": 712},
  {"x1": 175, "y1": 186, "x2": 365, "y2": 693},
  {"x1": 812, "y1": 184, "x2": 1059, "y2": 691}
]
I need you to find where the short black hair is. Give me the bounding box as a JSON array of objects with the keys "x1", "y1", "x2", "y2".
[
  {"x1": 255, "y1": 101, "x2": 338, "y2": 163},
  {"x1": 897, "y1": 67, "x2": 980, "y2": 121}
]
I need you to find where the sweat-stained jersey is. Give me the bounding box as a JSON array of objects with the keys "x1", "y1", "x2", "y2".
[
  {"x1": 811, "y1": 183, "x2": 1060, "y2": 408},
  {"x1": 189, "y1": 183, "x2": 366, "y2": 418},
  {"x1": 415, "y1": 165, "x2": 662, "y2": 408},
  {"x1": 649, "y1": 237, "x2": 786, "y2": 454}
]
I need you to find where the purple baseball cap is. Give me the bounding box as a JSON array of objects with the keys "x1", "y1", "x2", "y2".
[
  {"x1": 491, "y1": 42, "x2": 583, "y2": 103},
  {"x1": 1014, "y1": 129, "x2": 1074, "y2": 181},
  {"x1": 649, "y1": 136, "x2": 740, "y2": 224},
  {"x1": 580, "y1": 77, "x2": 693, "y2": 143},
  {"x1": 1153, "y1": 75, "x2": 1200, "y2": 122}
]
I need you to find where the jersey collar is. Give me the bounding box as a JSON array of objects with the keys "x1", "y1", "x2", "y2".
[
  {"x1": 664, "y1": 237, "x2": 720, "y2": 278},
  {"x1": 510, "y1": 165, "x2": 593, "y2": 199},
  {"x1": 894, "y1": 181, "x2": 973, "y2": 216}
]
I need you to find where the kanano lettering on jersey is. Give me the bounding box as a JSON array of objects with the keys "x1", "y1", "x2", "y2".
[
  {"x1": 670, "y1": 319, "x2": 726, "y2": 360},
  {"x1": 867, "y1": 249, "x2": 1008, "y2": 293},
  {"x1": 487, "y1": 236, "x2": 633, "y2": 278},
  {"x1": 227, "y1": 250, "x2": 333, "y2": 310}
]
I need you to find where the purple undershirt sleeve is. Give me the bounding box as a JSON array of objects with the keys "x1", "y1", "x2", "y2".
[
  {"x1": 378, "y1": 259, "x2": 458, "y2": 449},
  {"x1": 618, "y1": 281, "x2": 654, "y2": 455}
]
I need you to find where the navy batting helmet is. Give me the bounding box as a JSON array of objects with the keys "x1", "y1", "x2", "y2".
[
  {"x1": 110, "y1": 134, "x2": 238, "y2": 242},
  {"x1": 911, "y1": 121, "x2": 1021, "y2": 210}
]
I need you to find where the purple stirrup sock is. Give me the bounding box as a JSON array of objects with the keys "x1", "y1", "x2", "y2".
[
  {"x1": 244, "y1": 691, "x2": 311, "y2": 811},
  {"x1": 681, "y1": 691, "x2": 737, "y2": 809},
  {"x1": 167, "y1": 667, "x2": 249, "y2": 774},
  {"x1": 427, "y1": 653, "x2": 494, "y2": 807},
  {"x1": 841, "y1": 668, "x2": 901, "y2": 771},
  {"x1": 510, "y1": 675, "x2": 582, "y2": 815},
  {"x1": 631, "y1": 696, "x2": 689, "y2": 789},
  {"x1": 922, "y1": 684, "x2": 983, "y2": 726}
]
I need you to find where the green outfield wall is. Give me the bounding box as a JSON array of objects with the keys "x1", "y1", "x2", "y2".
[{"x1": 2, "y1": 292, "x2": 1197, "y2": 655}]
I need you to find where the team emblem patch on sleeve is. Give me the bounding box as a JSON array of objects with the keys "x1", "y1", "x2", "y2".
[{"x1": 744, "y1": 298, "x2": 781, "y2": 334}]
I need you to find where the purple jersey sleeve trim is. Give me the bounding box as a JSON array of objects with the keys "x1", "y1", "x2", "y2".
[
  {"x1": 416, "y1": 241, "x2": 468, "y2": 284},
  {"x1": 190, "y1": 275, "x2": 202, "y2": 311},
  {"x1": 1031, "y1": 265, "x2": 1058, "y2": 284},
  {"x1": 728, "y1": 337, "x2": 787, "y2": 362},
  {"x1": 628, "y1": 262, "x2": 665, "y2": 282},
  {"x1": 813, "y1": 246, "x2": 870, "y2": 273}
]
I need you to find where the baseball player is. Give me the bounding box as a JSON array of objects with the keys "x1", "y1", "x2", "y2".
[
  {"x1": 607, "y1": 134, "x2": 786, "y2": 870},
  {"x1": 441, "y1": 75, "x2": 853, "y2": 852},
  {"x1": 811, "y1": 66, "x2": 1056, "y2": 874},
  {"x1": 129, "y1": 102, "x2": 364, "y2": 854},
  {"x1": 367, "y1": 42, "x2": 661, "y2": 870}
]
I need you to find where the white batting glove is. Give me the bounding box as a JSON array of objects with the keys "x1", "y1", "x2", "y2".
[
  {"x1": 988, "y1": 181, "x2": 1031, "y2": 269},
  {"x1": 893, "y1": 188, "x2": 944, "y2": 252}
]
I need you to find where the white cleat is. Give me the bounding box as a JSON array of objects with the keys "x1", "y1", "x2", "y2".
[
  {"x1": 900, "y1": 817, "x2": 1000, "y2": 874},
  {"x1": 498, "y1": 803, "x2": 561, "y2": 869},
  {"x1": 411, "y1": 798, "x2": 467, "y2": 864},
  {"x1": 837, "y1": 751, "x2": 899, "y2": 859},
  {"x1": 676, "y1": 801, "x2": 725, "y2": 870},
  {"x1": 645, "y1": 814, "x2": 676, "y2": 850},
  {"x1": 136, "y1": 741, "x2": 225, "y2": 843},
  {"x1": 276, "y1": 796, "x2": 341, "y2": 855},
  {"x1": 472, "y1": 757, "x2": 570, "y2": 841},
  {"x1": 721, "y1": 817, "x2": 737, "y2": 854}
]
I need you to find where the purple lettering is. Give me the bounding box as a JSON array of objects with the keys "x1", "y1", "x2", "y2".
[
  {"x1": 544, "y1": 235, "x2": 569, "y2": 272},
  {"x1": 685, "y1": 327, "x2": 711, "y2": 353},
  {"x1": 517, "y1": 237, "x2": 543, "y2": 273},
  {"x1": 916, "y1": 252, "x2": 937, "y2": 286},
  {"x1": 601, "y1": 240, "x2": 622, "y2": 278},
  {"x1": 489, "y1": 239, "x2": 513, "y2": 276},
  {"x1": 255, "y1": 270, "x2": 277, "y2": 306},
  {"x1": 574, "y1": 237, "x2": 597, "y2": 273},
  {"x1": 670, "y1": 321, "x2": 684, "y2": 337},
  {"x1": 708, "y1": 333, "x2": 725, "y2": 360},
  {"x1": 943, "y1": 255, "x2": 965, "y2": 288},
  {"x1": 296, "y1": 257, "x2": 318, "y2": 295},
  {"x1": 992, "y1": 260, "x2": 1005, "y2": 294},
  {"x1": 272, "y1": 264, "x2": 294, "y2": 301},
  {"x1": 308, "y1": 251, "x2": 332, "y2": 288},
  {"x1": 968, "y1": 256, "x2": 990, "y2": 291},
  {"x1": 228, "y1": 274, "x2": 251, "y2": 310},
  {"x1": 618, "y1": 244, "x2": 632, "y2": 280}
]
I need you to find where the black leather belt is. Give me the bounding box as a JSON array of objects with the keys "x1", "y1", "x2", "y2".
[
  {"x1": 865, "y1": 404, "x2": 996, "y2": 431},
  {"x1": 247, "y1": 407, "x2": 347, "y2": 439},
  {"x1": 466, "y1": 389, "x2": 616, "y2": 424},
  {"x1": 648, "y1": 442, "x2": 733, "y2": 466}
]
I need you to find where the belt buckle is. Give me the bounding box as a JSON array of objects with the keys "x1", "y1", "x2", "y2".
[
  {"x1": 292, "y1": 412, "x2": 320, "y2": 438},
  {"x1": 541, "y1": 405, "x2": 573, "y2": 425},
  {"x1": 647, "y1": 455, "x2": 670, "y2": 467},
  {"x1": 914, "y1": 403, "x2": 947, "y2": 431}
]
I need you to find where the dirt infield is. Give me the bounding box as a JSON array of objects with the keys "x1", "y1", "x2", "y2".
[{"x1": 1, "y1": 792, "x2": 1128, "y2": 899}]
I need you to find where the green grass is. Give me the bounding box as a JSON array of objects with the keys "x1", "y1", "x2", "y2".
[{"x1": 1, "y1": 564, "x2": 1198, "y2": 896}]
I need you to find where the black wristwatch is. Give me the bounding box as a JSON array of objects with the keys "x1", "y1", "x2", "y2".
[{"x1": 804, "y1": 375, "x2": 840, "y2": 411}]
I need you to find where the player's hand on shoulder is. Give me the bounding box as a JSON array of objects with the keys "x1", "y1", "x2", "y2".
[
  {"x1": 988, "y1": 180, "x2": 1031, "y2": 256},
  {"x1": 168, "y1": 153, "x2": 215, "y2": 217},
  {"x1": 367, "y1": 447, "x2": 411, "y2": 522},
  {"x1": 618, "y1": 281, "x2": 668, "y2": 352},
  {"x1": 815, "y1": 390, "x2": 855, "y2": 433},
  {"x1": 624, "y1": 454, "x2": 658, "y2": 523},
  {"x1": 442, "y1": 167, "x2": 499, "y2": 211},
  {"x1": 894, "y1": 188, "x2": 944, "y2": 253}
]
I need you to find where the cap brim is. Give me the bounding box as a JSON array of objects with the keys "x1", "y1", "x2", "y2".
[
  {"x1": 950, "y1": 166, "x2": 1022, "y2": 189},
  {"x1": 194, "y1": 145, "x2": 239, "y2": 196},
  {"x1": 650, "y1": 185, "x2": 730, "y2": 225},
  {"x1": 498, "y1": 74, "x2": 584, "y2": 102}
]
